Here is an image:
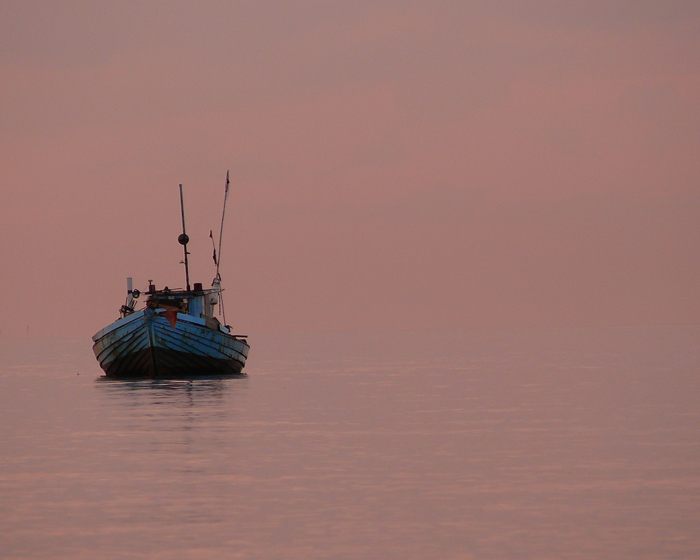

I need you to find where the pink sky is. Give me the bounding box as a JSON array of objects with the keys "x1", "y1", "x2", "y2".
[{"x1": 1, "y1": 1, "x2": 699, "y2": 338}]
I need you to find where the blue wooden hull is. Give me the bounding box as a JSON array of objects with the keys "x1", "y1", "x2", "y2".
[{"x1": 92, "y1": 309, "x2": 249, "y2": 378}]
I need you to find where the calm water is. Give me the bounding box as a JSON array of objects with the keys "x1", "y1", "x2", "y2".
[{"x1": 1, "y1": 327, "x2": 699, "y2": 559}]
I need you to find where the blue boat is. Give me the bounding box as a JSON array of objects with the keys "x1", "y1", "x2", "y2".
[{"x1": 92, "y1": 177, "x2": 250, "y2": 378}]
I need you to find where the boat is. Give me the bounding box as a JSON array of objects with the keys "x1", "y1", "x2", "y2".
[{"x1": 92, "y1": 176, "x2": 250, "y2": 378}]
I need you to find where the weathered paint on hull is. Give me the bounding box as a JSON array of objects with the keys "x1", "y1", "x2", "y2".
[{"x1": 92, "y1": 309, "x2": 249, "y2": 378}]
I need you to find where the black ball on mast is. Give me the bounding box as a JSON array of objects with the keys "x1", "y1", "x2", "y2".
[{"x1": 179, "y1": 184, "x2": 191, "y2": 291}]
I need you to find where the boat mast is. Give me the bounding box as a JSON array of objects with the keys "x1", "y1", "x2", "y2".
[
  {"x1": 211, "y1": 171, "x2": 231, "y2": 326},
  {"x1": 178, "y1": 184, "x2": 191, "y2": 291},
  {"x1": 216, "y1": 170, "x2": 230, "y2": 280}
]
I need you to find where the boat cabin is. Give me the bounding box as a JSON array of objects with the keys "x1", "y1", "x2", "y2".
[
  {"x1": 146, "y1": 281, "x2": 219, "y2": 317},
  {"x1": 121, "y1": 278, "x2": 220, "y2": 320}
]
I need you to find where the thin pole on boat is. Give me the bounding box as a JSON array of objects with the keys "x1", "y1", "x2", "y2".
[
  {"x1": 178, "y1": 183, "x2": 191, "y2": 291},
  {"x1": 215, "y1": 170, "x2": 230, "y2": 280},
  {"x1": 215, "y1": 171, "x2": 231, "y2": 326}
]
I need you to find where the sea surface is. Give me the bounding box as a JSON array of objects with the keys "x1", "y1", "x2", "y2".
[{"x1": 1, "y1": 326, "x2": 699, "y2": 559}]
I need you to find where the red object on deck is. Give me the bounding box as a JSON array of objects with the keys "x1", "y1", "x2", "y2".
[{"x1": 163, "y1": 309, "x2": 178, "y2": 328}]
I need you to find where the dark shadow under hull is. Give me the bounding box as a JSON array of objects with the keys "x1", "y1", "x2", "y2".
[{"x1": 103, "y1": 347, "x2": 246, "y2": 379}]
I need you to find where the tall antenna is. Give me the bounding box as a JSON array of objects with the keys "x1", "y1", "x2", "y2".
[{"x1": 178, "y1": 183, "x2": 191, "y2": 291}]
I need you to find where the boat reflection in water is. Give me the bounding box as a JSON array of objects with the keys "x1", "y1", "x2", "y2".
[{"x1": 95, "y1": 375, "x2": 246, "y2": 406}]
